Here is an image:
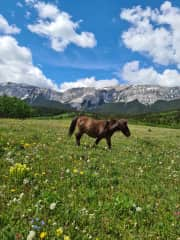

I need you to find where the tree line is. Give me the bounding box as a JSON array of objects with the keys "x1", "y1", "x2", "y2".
[
  {"x1": 0, "y1": 95, "x2": 71, "y2": 118},
  {"x1": 0, "y1": 95, "x2": 33, "y2": 118}
]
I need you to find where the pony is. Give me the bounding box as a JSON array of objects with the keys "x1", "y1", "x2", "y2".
[{"x1": 68, "y1": 116, "x2": 131, "y2": 149}]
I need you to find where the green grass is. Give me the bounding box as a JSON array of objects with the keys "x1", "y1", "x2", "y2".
[{"x1": 0, "y1": 119, "x2": 180, "y2": 240}]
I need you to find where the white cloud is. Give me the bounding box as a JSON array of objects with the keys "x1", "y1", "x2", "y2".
[
  {"x1": 17, "y1": 2, "x2": 23, "y2": 8},
  {"x1": 0, "y1": 14, "x2": 20, "y2": 34},
  {"x1": 27, "y1": 1, "x2": 97, "y2": 51},
  {"x1": 122, "y1": 61, "x2": 180, "y2": 87},
  {"x1": 25, "y1": 0, "x2": 37, "y2": 4},
  {"x1": 120, "y1": 1, "x2": 180, "y2": 68},
  {"x1": 60, "y1": 77, "x2": 119, "y2": 91},
  {"x1": 0, "y1": 35, "x2": 58, "y2": 90},
  {"x1": 25, "y1": 11, "x2": 31, "y2": 19}
]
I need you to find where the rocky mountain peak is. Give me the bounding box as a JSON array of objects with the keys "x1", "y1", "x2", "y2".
[{"x1": 0, "y1": 82, "x2": 180, "y2": 110}]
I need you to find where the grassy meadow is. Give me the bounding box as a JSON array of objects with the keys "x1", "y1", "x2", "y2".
[{"x1": 0, "y1": 118, "x2": 180, "y2": 240}]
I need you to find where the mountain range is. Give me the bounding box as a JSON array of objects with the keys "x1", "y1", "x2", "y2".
[{"x1": 0, "y1": 82, "x2": 180, "y2": 115}]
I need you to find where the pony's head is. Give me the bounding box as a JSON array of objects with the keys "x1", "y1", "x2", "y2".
[
  {"x1": 109, "y1": 119, "x2": 131, "y2": 137},
  {"x1": 118, "y1": 119, "x2": 131, "y2": 137}
]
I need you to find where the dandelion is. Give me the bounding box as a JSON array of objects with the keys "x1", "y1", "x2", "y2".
[
  {"x1": 27, "y1": 230, "x2": 36, "y2": 240},
  {"x1": 11, "y1": 188, "x2": 16, "y2": 192},
  {"x1": 64, "y1": 235, "x2": 70, "y2": 240},
  {"x1": 80, "y1": 171, "x2": 84, "y2": 175},
  {"x1": 23, "y1": 143, "x2": 31, "y2": 148},
  {"x1": 56, "y1": 227, "x2": 63, "y2": 237},
  {"x1": 40, "y1": 232, "x2": 47, "y2": 239},
  {"x1": 73, "y1": 168, "x2": 78, "y2": 174},
  {"x1": 50, "y1": 202, "x2": 56, "y2": 210}
]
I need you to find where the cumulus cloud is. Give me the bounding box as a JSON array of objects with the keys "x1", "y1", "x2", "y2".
[
  {"x1": 120, "y1": 1, "x2": 180, "y2": 68},
  {"x1": 0, "y1": 14, "x2": 20, "y2": 34},
  {"x1": 60, "y1": 77, "x2": 119, "y2": 91},
  {"x1": 27, "y1": 1, "x2": 97, "y2": 51},
  {"x1": 0, "y1": 35, "x2": 58, "y2": 90},
  {"x1": 122, "y1": 61, "x2": 180, "y2": 87}
]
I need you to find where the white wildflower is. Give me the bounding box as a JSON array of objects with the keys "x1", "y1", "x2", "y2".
[
  {"x1": 136, "y1": 206, "x2": 142, "y2": 212},
  {"x1": 19, "y1": 193, "x2": 24, "y2": 199},
  {"x1": 44, "y1": 179, "x2": 48, "y2": 184},
  {"x1": 12, "y1": 198, "x2": 17, "y2": 203},
  {"x1": 27, "y1": 230, "x2": 36, "y2": 240},
  {"x1": 50, "y1": 202, "x2": 56, "y2": 210},
  {"x1": 23, "y1": 178, "x2": 29, "y2": 185},
  {"x1": 132, "y1": 203, "x2": 136, "y2": 208}
]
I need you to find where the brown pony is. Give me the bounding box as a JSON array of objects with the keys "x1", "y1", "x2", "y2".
[{"x1": 68, "y1": 116, "x2": 131, "y2": 149}]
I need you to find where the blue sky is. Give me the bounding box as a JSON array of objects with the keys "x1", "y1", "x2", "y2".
[{"x1": 0, "y1": 0, "x2": 180, "y2": 90}]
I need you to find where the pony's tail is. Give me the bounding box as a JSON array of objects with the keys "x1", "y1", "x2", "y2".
[{"x1": 68, "y1": 116, "x2": 79, "y2": 137}]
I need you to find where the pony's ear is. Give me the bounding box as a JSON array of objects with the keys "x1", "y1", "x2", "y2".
[
  {"x1": 109, "y1": 119, "x2": 118, "y2": 129},
  {"x1": 104, "y1": 119, "x2": 116, "y2": 130}
]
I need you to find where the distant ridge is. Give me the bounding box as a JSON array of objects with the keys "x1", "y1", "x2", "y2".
[{"x1": 0, "y1": 82, "x2": 180, "y2": 114}]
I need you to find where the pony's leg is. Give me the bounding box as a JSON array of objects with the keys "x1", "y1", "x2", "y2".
[
  {"x1": 106, "y1": 137, "x2": 112, "y2": 149},
  {"x1": 75, "y1": 132, "x2": 83, "y2": 146},
  {"x1": 93, "y1": 137, "x2": 102, "y2": 147}
]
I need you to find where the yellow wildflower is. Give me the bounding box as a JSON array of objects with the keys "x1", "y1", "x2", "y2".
[
  {"x1": 73, "y1": 168, "x2": 78, "y2": 174},
  {"x1": 40, "y1": 232, "x2": 47, "y2": 239},
  {"x1": 64, "y1": 235, "x2": 70, "y2": 240},
  {"x1": 56, "y1": 227, "x2": 63, "y2": 237},
  {"x1": 80, "y1": 171, "x2": 84, "y2": 175},
  {"x1": 9, "y1": 163, "x2": 29, "y2": 176},
  {"x1": 24, "y1": 143, "x2": 30, "y2": 148},
  {"x1": 11, "y1": 188, "x2": 16, "y2": 192}
]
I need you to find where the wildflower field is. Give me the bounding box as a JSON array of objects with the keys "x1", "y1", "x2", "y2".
[{"x1": 0, "y1": 118, "x2": 179, "y2": 240}]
